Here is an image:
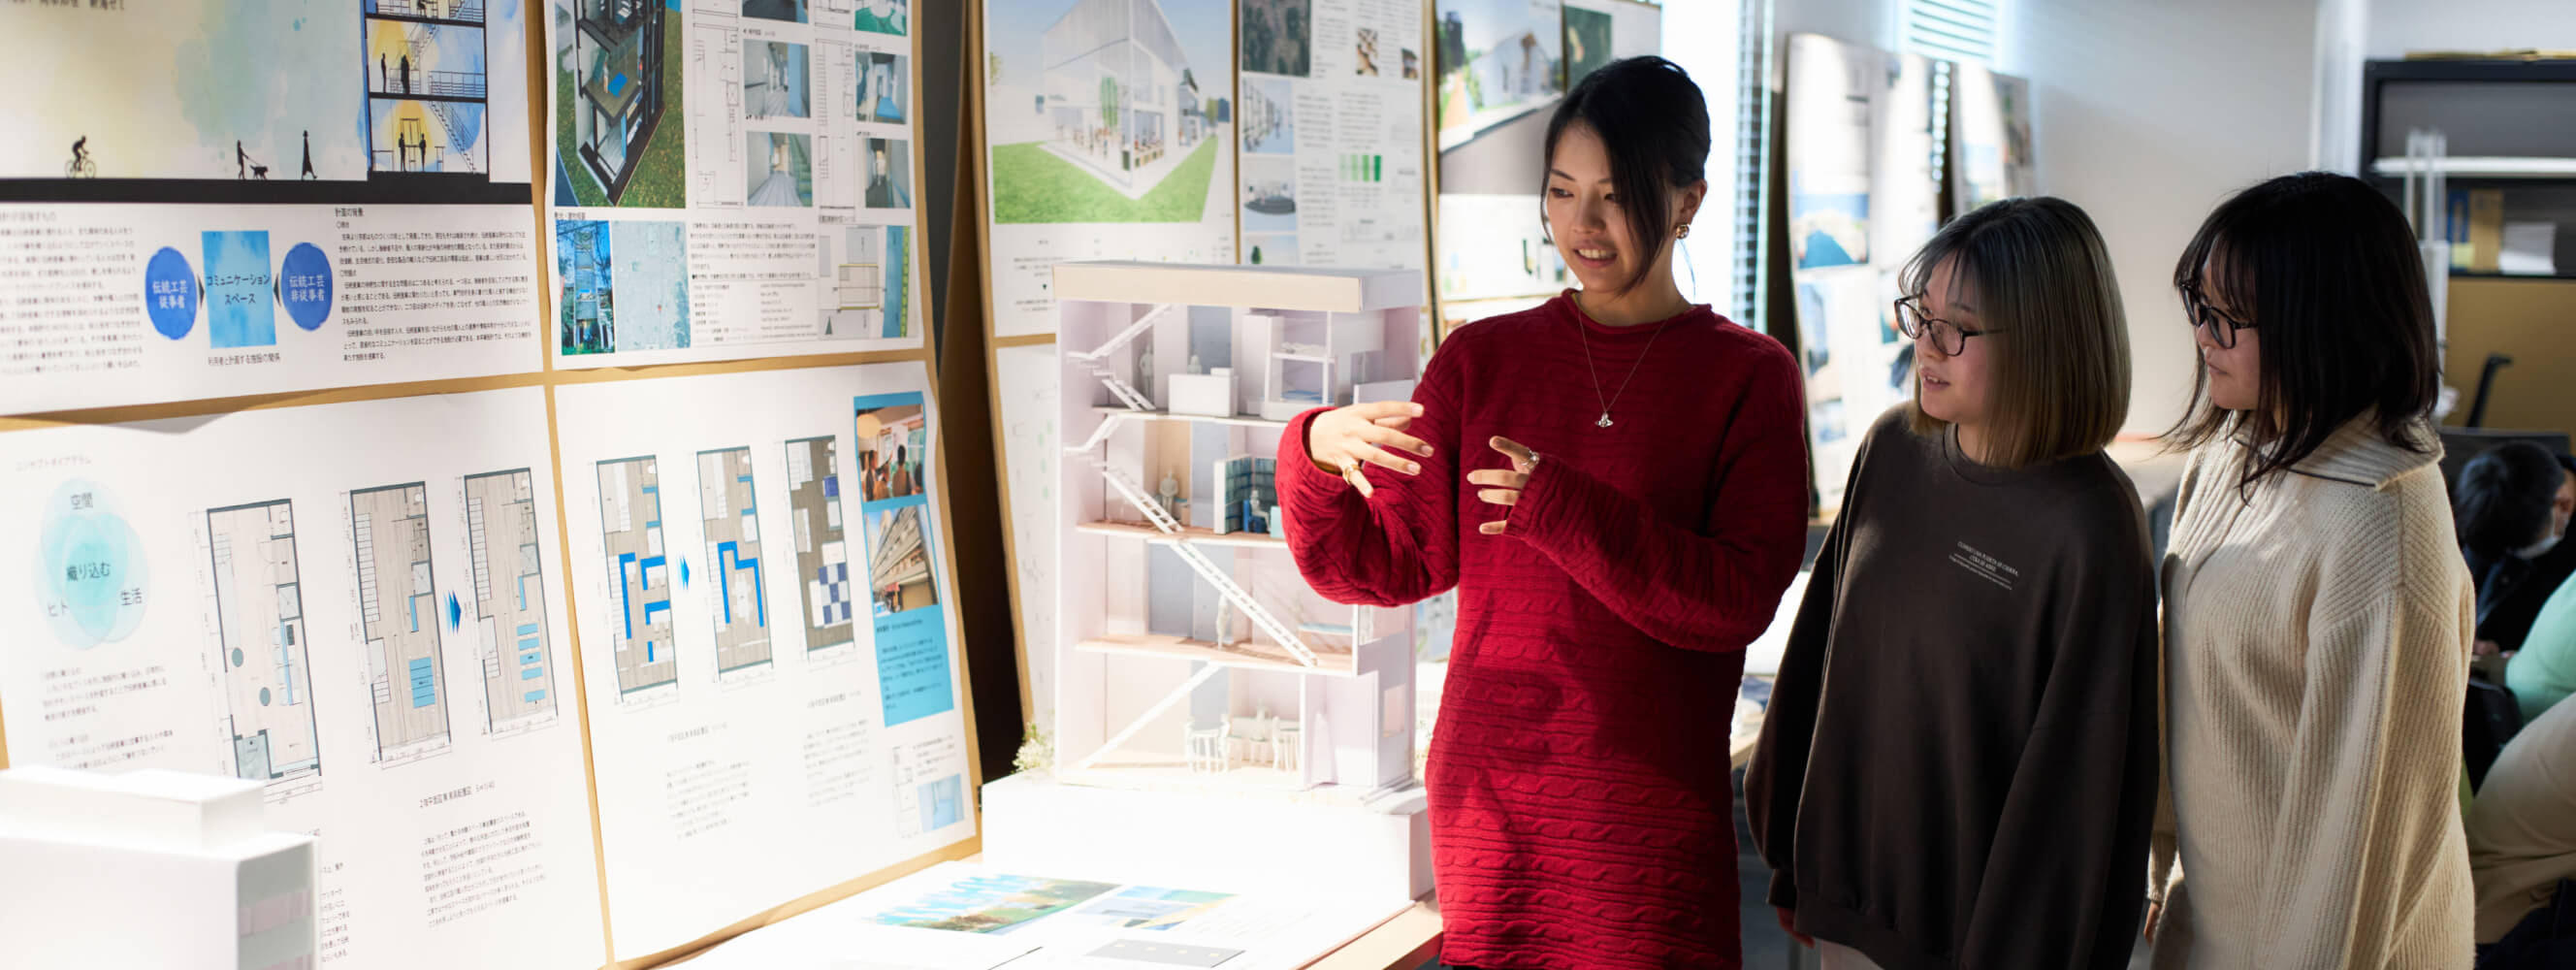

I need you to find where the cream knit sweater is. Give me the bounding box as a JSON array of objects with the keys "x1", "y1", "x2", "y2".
[{"x1": 2149, "y1": 418, "x2": 2475, "y2": 970}]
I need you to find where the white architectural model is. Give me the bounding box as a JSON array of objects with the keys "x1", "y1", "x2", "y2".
[
  {"x1": 0, "y1": 766, "x2": 316, "y2": 969},
  {"x1": 1053, "y1": 262, "x2": 1424, "y2": 797}
]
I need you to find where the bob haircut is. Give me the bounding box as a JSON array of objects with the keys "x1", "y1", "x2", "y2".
[
  {"x1": 1540, "y1": 56, "x2": 1710, "y2": 295},
  {"x1": 2165, "y1": 172, "x2": 2441, "y2": 487},
  {"x1": 1901, "y1": 197, "x2": 2132, "y2": 469},
  {"x1": 2456, "y1": 441, "x2": 2565, "y2": 557}
]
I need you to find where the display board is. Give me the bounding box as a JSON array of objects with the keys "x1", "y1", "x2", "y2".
[
  {"x1": 1782, "y1": 33, "x2": 1944, "y2": 507},
  {"x1": 1949, "y1": 62, "x2": 2037, "y2": 212},
  {"x1": 975, "y1": 0, "x2": 1441, "y2": 731},
  {"x1": 1429, "y1": 0, "x2": 1658, "y2": 308},
  {"x1": 0, "y1": 389, "x2": 606, "y2": 970},
  {"x1": 978, "y1": 0, "x2": 1242, "y2": 339},
  {"x1": 1236, "y1": 0, "x2": 1430, "y2": 273},
  {"x1": 1431, "y1": 0, "x2": 1567, "y2": 304},
  {"x1": 544, "y1": 0, "x2": 930, "y2": 367},
  {"x1": 0, "y1": 4, "x2": 983, "y2": 966},
  {"x1": 555, "y1": 362, "x2": 978, "y2": 960},
  {"x1": 0, "y1": 0, "x2": 545, "y2": 415}
]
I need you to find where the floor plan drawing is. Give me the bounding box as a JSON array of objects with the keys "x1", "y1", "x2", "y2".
[
  {"x1": 599, "y1": 457, "x2": 681, "y2": 695},
  {"x1": 208, "y1": 500, "x2": 324, "y2": 784},
  {"x1": 465, "y1": 469, "x2": 559, "y2": 730},
  {"x1": 698, "y1": 447, "x2": 773, "y2": 673},
  {"x1": 784, "y1": 436, "x2": 855, "y2": 654},
  {"x1": 349, "y1": 483, "x2": 453, "y2": 757}
]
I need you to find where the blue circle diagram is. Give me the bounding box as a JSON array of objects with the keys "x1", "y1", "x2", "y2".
[
  {"x1": 279, "y1": 242, "x2": 332, "y2": 331},
  {"x1": 144, "y1": 246, "x2": 197, "y2": 340},
  {"x1": 35, "y1": 479, "x2": 149, "y2": 650}
]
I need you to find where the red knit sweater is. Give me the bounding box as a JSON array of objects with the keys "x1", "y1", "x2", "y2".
[{"x1": 1277, "y1": 294, "x2": 1811, "y2": 969}]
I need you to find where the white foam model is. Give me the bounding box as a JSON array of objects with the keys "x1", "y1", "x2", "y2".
[
  {"x1": 983, "y1": 264, "x2": 1430, "y2": 897},
  {"x1": 0, "y1": 766, "x2": 317, "y2": 969}
]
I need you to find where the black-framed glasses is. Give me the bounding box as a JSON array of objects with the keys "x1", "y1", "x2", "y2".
[
  {"x1": 1892, "y1": 298, "x2": 2003, "y2": 356},
  {"x1": 2179, "y1": 283, "x2": 2256, "y2": 349}
]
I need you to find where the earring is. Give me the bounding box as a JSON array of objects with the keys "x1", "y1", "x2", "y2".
[{"x1": 1676, "y1": 224, "x2": 1691, "y2": 240}]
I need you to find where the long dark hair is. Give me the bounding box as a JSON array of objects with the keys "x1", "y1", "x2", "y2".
[
  {"x1": 1541, "y1": 56, "x2": 1710, "y2": 294},
  {"x1": 2165, "y1": 172, "x2": 2440, "y2": 487}
]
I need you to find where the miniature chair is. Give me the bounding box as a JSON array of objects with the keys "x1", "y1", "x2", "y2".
[
  {"x1": 1228, "y1": 713, "x2": 1270, "y2": 763},
  {"x1": 1271, "y1": 722, "x2": 1301, "y2": 772},
  {"x1": 1184, "y1": 721, "x2": 1229, "y2": 774}
]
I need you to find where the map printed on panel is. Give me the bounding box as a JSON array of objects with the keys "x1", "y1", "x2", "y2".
[
  {"x1": 546, "y1": 0, "x2": 928, "y2": 367},
  {"x1": 0, "y1": 0, "x2": 541, "y2": 414},
  {"x1": 699, "y1": 447, "x2": 775, "y2": 674},
  {"x1": 207, "y1": 501, "x2": 324, "y2": 785},
  {"x1": 785, "y1": 436, "x2": 858, "y2": 654},
  {"x1": 463, "y1": 469, "x2": 560, "y2": 730},
  {"x1": 350, "y1": 483, "x2": 454, "y2": 760},
  {"x1": 599, "y1": 455, "x2": 683, "y2": 695}
]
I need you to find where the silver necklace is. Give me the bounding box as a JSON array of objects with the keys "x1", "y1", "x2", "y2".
[{"x1": 1574, "y1": 311, "x2": 1673, "y2": 429}]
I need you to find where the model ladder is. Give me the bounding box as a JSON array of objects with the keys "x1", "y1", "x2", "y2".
[{"x1": 1085, "y1": 456, "x2": 1318, "y2": 668}]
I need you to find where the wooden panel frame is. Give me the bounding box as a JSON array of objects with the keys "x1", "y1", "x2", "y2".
[{"x1": 0, "y1": 6, "x2": 981, "y2": 968}]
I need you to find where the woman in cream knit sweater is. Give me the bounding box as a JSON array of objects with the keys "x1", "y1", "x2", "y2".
[{"x1": 2147, "y1": 172, "x2": 2476, "y2": 968}]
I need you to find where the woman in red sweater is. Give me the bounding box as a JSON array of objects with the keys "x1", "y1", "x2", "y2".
[{"x1": 1276, "y1": 57, "x2": 1810, "y2": 968}]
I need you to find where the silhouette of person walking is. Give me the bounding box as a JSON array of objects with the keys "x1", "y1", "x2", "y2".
[
  {"x1": 400, "y1": 53, "x2": 411, "y2": 94},
  {"x1": 237, "y1": 140, "x2": 246, "y2": 178},
  {"x1": 380, "y1": 54, "x2": 388, "y2": 92},
  {"x1": 300, "y1": 131, "x2": 315, "y2": 179}
]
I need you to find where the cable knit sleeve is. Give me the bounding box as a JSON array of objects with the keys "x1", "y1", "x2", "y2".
[
  {"x1": 2254, "y1": 579, "x2": 2473, "y2": 967},
  {"x1": 1502, "y1": 342, "x2": 1809, "y2": 648},
  {"x1": 1273, "y1": 338, "x2": 1465, "y2": 608}
]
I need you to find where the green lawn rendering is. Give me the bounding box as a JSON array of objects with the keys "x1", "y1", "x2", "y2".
[
  {"x1": 989, "y1": 138, "x2": 1217, "y2": 224},
  {"x1": 554, "y1": 22, "x2": 688, "y2": 210}
]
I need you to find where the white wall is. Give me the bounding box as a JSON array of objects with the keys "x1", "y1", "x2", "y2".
[
  {"x1": 2365, "y1": 0, "x2": 2576, "y2": 57},
  {"x1": 1776, "y1": 0, "x2": 1896, "y2": 52},
  {"x1": 2011, "y1": 0, "x2": 2322, "y2": 433}
]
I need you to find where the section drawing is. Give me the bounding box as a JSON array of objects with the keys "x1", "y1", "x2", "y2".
[
  {"x1": 208, "y1": 501, "x2": 323, "y2": 783},
  {"x1": 465, "y1": 469, "x2": 560, "y2": 729},
  {"x1": 349, "y1": 483, "x2": 454, "y2": 756},
  {"x1": 698, "y1": 447, "x2": 772, "y2": 672},
  {"x1": 784, "y1": 436, "x2": 856, "y2": 653},
  {"x1": 598, "y1": 456, "x2": 681, "y2": 694}
]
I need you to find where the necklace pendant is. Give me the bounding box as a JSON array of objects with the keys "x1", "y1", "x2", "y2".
[{"x1": 1596, "y1": 412, "x2": 1614, "y2": 428}]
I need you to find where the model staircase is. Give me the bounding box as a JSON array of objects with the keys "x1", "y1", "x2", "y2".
[
  {"x1": 1086, "y1": 456, "x2": 1317, "y2": 667},
  {"x1": 1092, "y1": 369, "x2": 1153, "y2": 411},
  {"x1": 1066, "y1": 303, "x2": 1179, "y2": 364}
]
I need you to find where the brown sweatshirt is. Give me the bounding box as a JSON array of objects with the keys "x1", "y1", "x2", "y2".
[{"x1": 1746, "y1": 406, "x2": 2159, "y2": 970}]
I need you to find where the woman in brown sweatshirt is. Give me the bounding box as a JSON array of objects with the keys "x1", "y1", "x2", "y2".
[{"x1": 1747, "y1": 197, "x2": 2160, "y2": 970}]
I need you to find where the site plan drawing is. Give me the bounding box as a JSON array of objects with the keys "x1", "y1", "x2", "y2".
[
  {"x1": 350, "y1": 483, "x2": 453, "y2": 758},
  {"x1": 464, "y1": 469, "x2": 559, "y2": 729},
  {"x1": 208, "y1": 500, "x2": 324, "y2": 784},
  {"x1": 600, "y1": 456, "x2": 682, "y2": 695},
  {"x1": 785, "y1": 436, "x2": 857, "y2": 654},
  {"x1": 698, "y1": 447, "x2": 774, "y2": 673}
]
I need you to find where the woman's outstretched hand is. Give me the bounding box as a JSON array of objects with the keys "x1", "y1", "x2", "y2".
[
  {"x1": 1306, "y1": 401, "x2": 1433, "y2": 498},
  {"x1": 1471, "y1": 436, "x2": 1539, "y2": 534}
]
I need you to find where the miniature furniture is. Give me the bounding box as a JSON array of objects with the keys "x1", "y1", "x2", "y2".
[{"x1": 1049, "y1": 262, "x2": 1426, "y2": 797}]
